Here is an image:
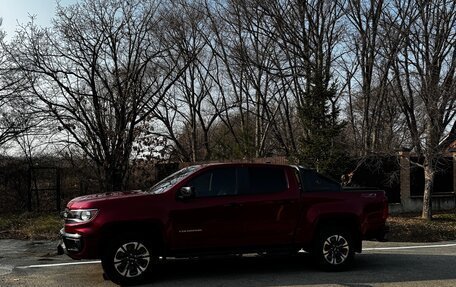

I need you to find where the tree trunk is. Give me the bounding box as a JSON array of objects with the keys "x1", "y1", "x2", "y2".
[
  {"x1": 421, "y1": 162, "x2": 434, "y2": 220},
  {"x1": 101, "y1": 163, "x2": 125, "y2": 192}
]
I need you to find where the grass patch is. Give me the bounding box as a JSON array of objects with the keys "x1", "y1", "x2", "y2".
[
  {"x1": 388, "y1": 211, "x2": 456, "y2": 242},
  {"x1": 0, "y1": 212, "x2": 62, "y2": 240}
]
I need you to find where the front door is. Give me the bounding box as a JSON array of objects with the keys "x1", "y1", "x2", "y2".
[{"x1": 169, "y1": 166, "x2": 244, "y2": 251}]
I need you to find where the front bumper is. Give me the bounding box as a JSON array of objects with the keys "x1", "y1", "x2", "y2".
[{"x1": 57, "y1": 228, "x2": 83, "y2": 255}]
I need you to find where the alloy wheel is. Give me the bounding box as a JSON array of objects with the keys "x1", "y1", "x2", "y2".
[
  {"x1": 113, "y1": 241, "x2": 151, "y2": 278},
  {"x1": 322, "y1": 234, "x2": 349, "y2": 265}
]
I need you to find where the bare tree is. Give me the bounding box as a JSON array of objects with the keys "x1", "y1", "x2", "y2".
[
  {"x1": 249, "y1": 0, "x2": 347, "y2": 173},
  {"x1": 229, "y1": 0, "x2": 296, "y2": 158},
  {"x1": 341, "y1": 0, "x2": 399, "y2": 155},
  {"x1": 0, "y1": 19, "x2": 33, "y2": 147},
  {"x1": 372, "y1": 0, "x2": 423, "y2": 155},
  {"x1": 6, "y1": 0, "x2": 187, "y2": 191},
  {"x1": 202, "y1": 0, "x2": 261, "y2": 158},
  {"x1": 387, "y1": 0, "x2": 456, "y2": 219},
  {"x1": 202, "y1": 0, "x2": 278, "y2": 158},
  {"x1": 152, "y1": 0, "x2": 223, "y2": 162}
]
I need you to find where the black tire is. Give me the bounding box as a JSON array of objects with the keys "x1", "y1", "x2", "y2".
[
  {"x1": 101, "y1": 237, "x2": 154, "y2": 285},
  {"x1": 314, "y1": 227, "x2": 355, "y2": 271}
]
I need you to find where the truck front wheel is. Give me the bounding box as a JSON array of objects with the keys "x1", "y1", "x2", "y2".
[
  {"x1": 101, "y1": 237, "x2": 153, "y2": 285},
  {"x1": 314, "y1": 227, "x2": 355, "y2": 271}
]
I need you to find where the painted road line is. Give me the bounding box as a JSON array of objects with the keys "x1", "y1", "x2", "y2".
[
  {"x1": 15, "y1": 243, "x2": 456, "y2": 269},
  {"x1": 0, "y1": 265, "x2": 13, "y2": 276},
  {"x1": 17, "y1": 260, "x2": 101, "y2": 269},
  {"x1": 364, "y1": 243, "x2": 456, "y2": 251}
]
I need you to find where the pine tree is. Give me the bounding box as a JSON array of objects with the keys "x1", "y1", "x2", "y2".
[{"x1": 297, "y1": 74, "x2": 347, "y2": 178}]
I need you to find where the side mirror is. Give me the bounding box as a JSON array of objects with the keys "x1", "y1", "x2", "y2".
[{"x1": 177, "y1": 186, "x2": 195, "y2": 200}]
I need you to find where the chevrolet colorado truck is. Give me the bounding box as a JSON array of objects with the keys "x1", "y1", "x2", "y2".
[{"x1": 58, "y1": 163, "x2": 388, "y2": 285}]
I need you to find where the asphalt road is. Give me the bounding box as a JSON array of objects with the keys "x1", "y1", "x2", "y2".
[{"x1": 1, "y1": 240, "x2": 456, "y2": 287}]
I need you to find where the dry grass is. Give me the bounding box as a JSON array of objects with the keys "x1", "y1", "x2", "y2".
[
  {"x1": 388, "y1": 211, "x2": 456, "y2": 242},
  {"x1": 0, "y1": 212, "x2": 62, "y2": 240}
]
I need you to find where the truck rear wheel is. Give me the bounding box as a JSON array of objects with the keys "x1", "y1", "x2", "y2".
[
  {"x1": 101, "y1": 237, "x2": 153, "y2": 285},
  {"x1": 314, "y1": 227, "x2": 354, "y2": 271}
]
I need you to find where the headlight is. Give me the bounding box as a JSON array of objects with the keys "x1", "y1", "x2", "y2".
[{"x1": 63, "y1": 208, "x2": 98, "y2": 224}]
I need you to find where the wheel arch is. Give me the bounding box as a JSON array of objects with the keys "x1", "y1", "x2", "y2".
[{"x1": 98, "y1": 220, "x2": 166, "y2": 257}]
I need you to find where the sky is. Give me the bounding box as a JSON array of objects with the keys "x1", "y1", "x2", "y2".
[{"x1": 0, "y1": 0, "x2": 77, "y2": 40}]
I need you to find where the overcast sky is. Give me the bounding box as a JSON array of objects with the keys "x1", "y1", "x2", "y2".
[{"x1": 0, "y1": 0, "x2": 77, "y2": 40}]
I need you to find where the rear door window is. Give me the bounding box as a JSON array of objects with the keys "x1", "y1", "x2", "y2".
[
  {"x1": 240, "y1": 167, "x2": 288, "y2": 195},
  {"x1": 300, "y1": 169, "x2": 341, "y2": 192}
]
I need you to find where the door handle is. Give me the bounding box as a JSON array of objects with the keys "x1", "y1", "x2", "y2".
[
  {"x1": 279, "y1": 200, "x2": 294, "y2": 204},
  {"x1": 224, "y1": 202, "x2": 241, "y2": 207}
]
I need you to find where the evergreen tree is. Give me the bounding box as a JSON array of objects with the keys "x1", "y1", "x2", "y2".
[{"x1": 297, "y1": 74, "x2": 347, "y2": 178}]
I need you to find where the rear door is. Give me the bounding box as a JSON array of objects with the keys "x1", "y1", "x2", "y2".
[{"x1": 237, "y1": 166, "x2": 301, "y2": 246}]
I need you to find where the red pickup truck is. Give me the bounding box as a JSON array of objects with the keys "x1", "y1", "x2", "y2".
[{"x1": 58, "y1": 163, "x2": 388, "y2": 285}]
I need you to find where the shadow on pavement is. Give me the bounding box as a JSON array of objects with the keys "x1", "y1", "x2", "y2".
[{"x1": 136, "y1": 252, "x2": 456, "y2": 286}]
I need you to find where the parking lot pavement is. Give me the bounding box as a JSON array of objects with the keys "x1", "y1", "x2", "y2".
[
  {"x1": 0, "y1": 239, "x2": 113, "y2": 287},
  {"x1": 1, "y1": 240, "x2": 456, "y2": 286},
  {"x1": 0, "y1": 239, "x2": 63, "y2": 276}
]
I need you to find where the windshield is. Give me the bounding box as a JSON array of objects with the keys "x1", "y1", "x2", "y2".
[{"x1": 147, "y1": 165, "x2": 200, "y2": 194}]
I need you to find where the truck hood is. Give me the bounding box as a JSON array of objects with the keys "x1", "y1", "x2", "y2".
[{"x1": 68, "y1": 190, "x2": 145, "y2": 207}]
